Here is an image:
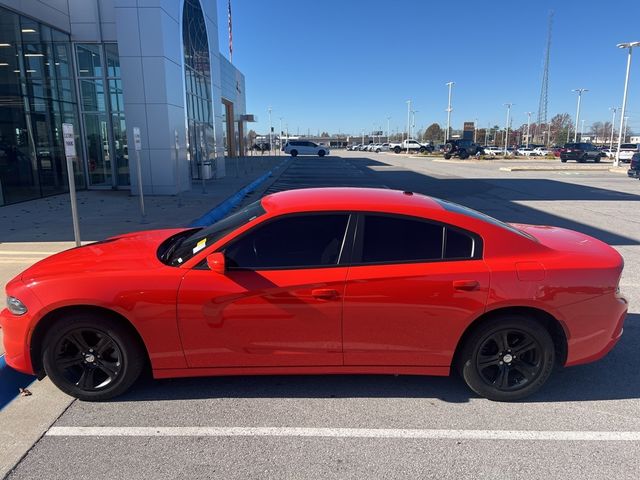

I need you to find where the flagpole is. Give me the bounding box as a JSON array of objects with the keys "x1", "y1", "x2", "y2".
[{"x1": 228, "y1": 0, "x2": 233, "y2": 63}]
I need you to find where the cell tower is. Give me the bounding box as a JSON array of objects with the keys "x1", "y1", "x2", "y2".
[{"x1": 537, "y1": 11, "x2": 553, "y2": 130}]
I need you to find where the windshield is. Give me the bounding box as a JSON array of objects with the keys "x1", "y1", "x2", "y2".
[{"x1": 166, "y1": 201, "x2": 266, "y2": 266}]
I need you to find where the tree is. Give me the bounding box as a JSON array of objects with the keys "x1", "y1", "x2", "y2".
[
  {"x1": 549, "y1": 113, "x2": 572, "y2": 145},
  {"x1": 424, "y1": 123, "x2": 444, "y2": 142},
  {"x1": 320, "y1": 131, "x2": 330, "y2": 137}
]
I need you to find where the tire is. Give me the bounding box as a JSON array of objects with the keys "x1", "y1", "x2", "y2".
[
  {"x1": 42, "y1": 312, "x2": 145, "y2": 401},
  {"x1": 375, "y1": 149, "x2": 381, "y2": 153},
  {"x1": 318, "y1": 150, "x2": 326, "y2": 157},
  {"x1": 560, "y1": 158, "x2": 567, "y2": 163},
  {"x1": 578, "y1": 154, "x2": 587, "y2": 163},
  {"x1": 444, "y1": 154, "x2": 452, "y2": 159},
  {"x1": 444, "y1": 142, "x2": 454, "y2": 153},
  {"x1": 595, "y1": 155, "x2": 601, "y2": 163},
  {"x1": 458, "y1": 315, "x2": 555, "y2": 401},
  {"x1": 290, "y1": 149, "x2": 298, "y2": 157},
  {"x1": 393, "y1": 146, "x2": 401, "y2": 154},
  {"x1": 419, "y1": 147, "x2": 426, "y2": 153},
  {"x1": 459, "y1": 149, "x2": 469, "y2": 159}
]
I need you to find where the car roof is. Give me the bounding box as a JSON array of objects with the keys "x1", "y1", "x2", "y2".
[{"x1": 261, "y1": 187, "x2": 444, "y2": 215}]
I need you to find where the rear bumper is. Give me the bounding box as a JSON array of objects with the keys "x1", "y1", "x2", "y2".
[
  {"x1": 627, "y1": 169, "x2": 639, "y2": 178},
  {"x1": 563, "y1": 294, "x2": 628, "y2": 367}
]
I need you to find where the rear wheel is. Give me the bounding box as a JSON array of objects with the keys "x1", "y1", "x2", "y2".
[
  {"x1": 444, "y1": 153, "x2": 452, "y2": 159},
  {"x1": 318, "y1": 150, "x2": 326, "y2": 157},
  {"x1": 459, "y1": 149, "x2": 469, "y2": 159},
  {"x1": 290, "y1": 149, "x2": 298, "y2": 157},
  {"x1": 393, "y1": 146, "x2": 401, "y2": 154},
  {"x1": 595, "y1": 155, "x2": 601, "y2": 163},
  {"x1": 560, "y1": 158, "x2": 567, "y2": 163},
  {"x1": 458, "y1": 315, "x2": 555, "y2": 401},
  {"x1": 42, "y1": 313, "x2": 145, "y2": 401},
  {"x1": 578, "y1": 154, "x2": 587, "y2": 163}
]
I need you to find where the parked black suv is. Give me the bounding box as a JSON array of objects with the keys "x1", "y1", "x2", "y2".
[
  {"x1": 443, "y1": 139, "x2": 483, "y2": 159},
  {"x1": 559, "y1": 143, "x2": 602, "y2": 163},
  {"x1": 628, "y1": 153, "x2": 640, "y2": 179}
]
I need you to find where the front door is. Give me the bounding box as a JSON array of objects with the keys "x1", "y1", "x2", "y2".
[
  {"x1": 177, "y1": 213, "x2": 353, "y2": 368},
  {"x1": 342, "y1": 214, "x2": 490, "y2": 366}
]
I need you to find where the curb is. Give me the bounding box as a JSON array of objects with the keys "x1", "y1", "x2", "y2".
[
  {"x1": 499, "y1": 166, "x2": 613, "y2": 172},
  {"x1": 0, "y1": 355, "x2": 36, "y2": 411},
  {"x1": 189, "y1": 158, "x2": 288, "y2": 227}
]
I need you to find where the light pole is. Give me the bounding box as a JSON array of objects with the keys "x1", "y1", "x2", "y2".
[
  {"x1": 609, "y1": 107, "x2": 618, "y2": 152},
  {"x1": 361, "y1": 130, "x2": 365, "y2": 145},
  {"x1": 268, "y1": 106, "x2": 273, "y2": 153},
  {"x1": 473, "y1": 117, "x2": 478, "y2": 143},
  {"x1": 624, "y1": 116, "x2": 630, "y2": 142},
  {"x1": 445, "y1": 81, "x2": 454, "y2": 141},
  {"x1": 525, "y1": 112, "x2": 533, "y2": 148},
  {"x1": 572, "y1": 88, "x2": 588, "y2": 142},
  {"x1": 411, "y1": 110, "x2": 418, "y2": 138},
  {"x1": 615, "y1": 42, "x2": 639, "y2": 166},
  {"x1": 580, "y1": 119, "x2": 586, "y2": 140},
  {"x1": 387, "y1": 116, "x2": 391, "y2": 143},
  {"x1": 504, "y1": 103, "x2": 513, "y2": 153},
  {"x1": 406, "y1": 99, "x2": 411, "y2": 153}
]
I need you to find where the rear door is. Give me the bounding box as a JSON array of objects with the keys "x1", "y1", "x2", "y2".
[{"x1": 342, "y1": 213, "x2": 490, "y2": 367}]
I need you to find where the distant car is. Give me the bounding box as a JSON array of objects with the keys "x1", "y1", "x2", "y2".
[
  {"x1": 347, "y1": 145, "x2": 358, "y2": 151},
  {"x1": 283, "y1": 140, "x2": 330, "y2": 157},
  {"x1": 617, "y1": 143, "x2": 639, "y2": 163},
  {"x1": 559, "y1": 143, "x2": 602, "y2": 163},
  {"x1": 516, "y1": 147, "x2": 538, "y2": 156},
  {"x1": 483, "y1": 146, "x2": 502, "y2": 156},
  {"x1": 375, "y1": 143, "x2": 390, "y2": 153},
  {"x1": 532, "y1": 147, "x2": 550, "y2": 156},
  {"x1": 627, "y1": 152, "x2": 640, "y2": 179},
  {"x1": 600, "y1": 147, "x2": 616, "y2": 158},
  {"x1": 443, "y1": 139, "x2": 483, "y2": 159},
  {"x1": 1, "y1": 187, "x2": 627, "y2": 402}
]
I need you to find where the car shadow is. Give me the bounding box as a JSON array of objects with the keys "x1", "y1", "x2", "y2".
[{"x1": 117, "y1": 313, "x2": 639, "y2": 404}]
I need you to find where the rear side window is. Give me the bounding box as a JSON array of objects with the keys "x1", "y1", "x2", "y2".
[
  {"x1": 224, "y1": 214, "x2": 350, "y2": 269},
  {"x1": 358, "y1": 215, "x2": 477, "y2": 264}
]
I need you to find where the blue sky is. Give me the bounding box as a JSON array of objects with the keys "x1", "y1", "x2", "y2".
[{"x1": 217, "y1": 0, "x2": 640, "y2": 136}]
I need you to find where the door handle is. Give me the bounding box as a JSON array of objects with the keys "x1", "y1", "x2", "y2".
[
  {"x1": 311, "y1": 288, "x2": 340, "y2": 300},
  {"x1": 453, "y1": 280, "x2": 480, "y2": 291}
]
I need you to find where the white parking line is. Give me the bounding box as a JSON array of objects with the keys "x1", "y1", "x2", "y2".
[{"x1": 46, "y1": 427, "x2": 640, "y2": 441}]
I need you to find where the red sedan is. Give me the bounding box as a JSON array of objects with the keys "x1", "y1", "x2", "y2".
[{"x1": 1, "y1": 188, "x2": 627, "y2": 401}]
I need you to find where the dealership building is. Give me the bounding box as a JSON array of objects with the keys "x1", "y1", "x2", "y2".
[{"x1": 0, "y1": 0, "x2": 249, "y2": 206}]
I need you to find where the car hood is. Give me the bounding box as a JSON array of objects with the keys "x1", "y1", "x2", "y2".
[{"x1": 20, "y1": 229, "x2": 186, "y2": 283}]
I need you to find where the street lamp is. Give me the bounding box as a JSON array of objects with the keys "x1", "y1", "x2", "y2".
[
  {"x1": 386, "y1": 116, "x2": 391, "y2": 143},
  {"x1": 268, "y1": 106, "x2": 273, "y2": 153},
  {"x1": 406, "y1": 100, "x2": 411, "y2": 153},
  {"x1": 580, "y1": 119, "x2": 586, "y2": 141},
  {"x1": 615, "y1": 41, "x2": 640, "y2": 166},
  {"x1": 525, "y1": 112, "x2": 533, "y2": 148},
  {"x1": 445, "y1": 82, "x2": 454, "y2": 141},
  {"x1": 571, "y1": 88, "x2": 588, "y2": 142},
  {"x1": 504, "y1": 103, "x2": 514, "y2": 153},
  {"x1": 609, "y1": 107, "x2": 618, "y2": 153}
]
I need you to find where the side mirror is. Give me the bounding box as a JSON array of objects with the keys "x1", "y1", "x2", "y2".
[{"x1": 206, "y1": 252, "x2": 226, "y2": 275}]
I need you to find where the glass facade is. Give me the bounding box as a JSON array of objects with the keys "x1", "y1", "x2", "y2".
[
  {"x1": 183, "y1": 0, "x2": 214, "y2": 180},
  {"x1": 0, "y1": 7, "x2": 83, "y2": 205},
  {"x1": 76, "y1": 43, "x2": 128, "y2": 187}
]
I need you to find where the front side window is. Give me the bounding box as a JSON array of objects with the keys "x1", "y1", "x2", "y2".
[{"x1": 225, "y1": 214, "x2": 350, "y2": 269}]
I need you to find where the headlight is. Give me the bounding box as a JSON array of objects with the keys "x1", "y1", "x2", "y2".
[{"x1": 7, "y1": 296, "x2": 27, "y2": 315}]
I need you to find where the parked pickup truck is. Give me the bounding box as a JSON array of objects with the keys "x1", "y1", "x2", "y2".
[{"x1": 389, "y1": 139, "x2": 434, "y2": 154}]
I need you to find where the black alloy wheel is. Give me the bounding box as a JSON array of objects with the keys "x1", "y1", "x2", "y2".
[
  {"x1": 459, "y1": 315, "x2": 555, "y2": 401},
  {"x1": 394, "y1": 146, "x2": 401, "y2": 154},
  {"x1": 290, "y1": 149, "x2": 298, "y2": 157},
  {"x1": 318, "y1": 150, "x2": 326, "y2": 157},
  {"x1": 43, "y1": 313, "x2": 145, "y2": 401}
]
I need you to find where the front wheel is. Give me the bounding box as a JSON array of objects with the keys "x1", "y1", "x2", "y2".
[
  {"x1": 42, "y1": 313, "x2": 145, "y2": 401},
  {"x1": 290, "y1": 149, "x2": 298, "y2": 157},
  {"x1": 318, "y1": 150, "x2": 326, "y2": 157},
  {"x1": 393, "y1": 146, "x2": 401, "y2": 154},
  {"x1": 458, "y1": 315, "x2": 555, "y2": 401},
  {"x1": 444, "y1": 153, "x2": 452, "y2": 159},
  {"x1": 560, "y1": 158, "x2": 567, "y2": 163},
  {"x1": 459, "y1": 149, "x2": 469, "y2": 159}
]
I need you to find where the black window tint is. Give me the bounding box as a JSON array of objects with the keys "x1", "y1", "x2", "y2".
[
  {"x1": 445, "y1": 228, "x2": 474, "y2": 259},
  {"x1": 225, "y1": 215, "x2": 349, "y2": 269},
  {"x1": 361, "y1": 215, "x2": 443, "y2": 263}
]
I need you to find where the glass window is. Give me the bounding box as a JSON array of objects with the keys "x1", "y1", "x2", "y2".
[
  {"x1": 76, "y1": 44, "x2": 102, "y2": 77},
  {"x1": 83, "y1": 113, "x2": 111, "y2": 186},
  {"x1": 225, "y1": 214, "x2": 350, "y2": 269},
  {"x1": 105, "y1": 44, "x2": 120, "y2": 77},
  {"x1": 444, "y1": 229, "x2": 475, "y2": 259},
  {"x1": 80, "y1": 79, "x2": 106, "y2": 112},
  {"x1": 108, "y1": 79, "x2": 124, "y2": 112},
  {"x1": 361, "y1": 215, "x2": 443, "y2": 264}
]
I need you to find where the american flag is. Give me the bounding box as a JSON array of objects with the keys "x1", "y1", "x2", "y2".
[{"x1": 227, "y1": 0, "x2": 233, "y2": 62}]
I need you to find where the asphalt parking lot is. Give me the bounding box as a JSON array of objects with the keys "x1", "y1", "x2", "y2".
[{"x1": 4, "y1": 151, "x2": 640, "y2": 479}]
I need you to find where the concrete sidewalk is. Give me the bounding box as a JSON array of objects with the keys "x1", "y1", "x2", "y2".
[{"x1": 0, "y1": 156, "x2": 286, "y2": 244}]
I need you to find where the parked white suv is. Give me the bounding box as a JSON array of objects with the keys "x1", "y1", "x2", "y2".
[{"x1": 283, "y1": 140, "x2": 330, "y2": 157}]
